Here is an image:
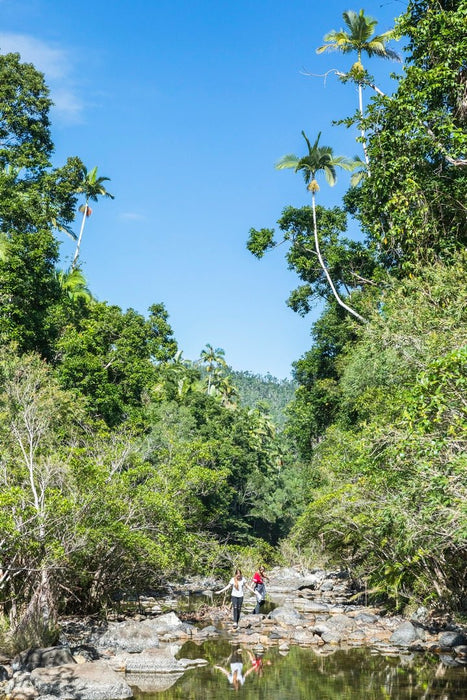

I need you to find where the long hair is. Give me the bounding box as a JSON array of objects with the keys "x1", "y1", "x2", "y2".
[{"x1": 233, "y1": 568, "x2": 242, "y2": 590}]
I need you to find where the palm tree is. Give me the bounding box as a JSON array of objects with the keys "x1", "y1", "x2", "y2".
[
  {"x1": 71, "y1": 166, "x2": 114, "y2": 270},
  {"x1": 200, "y1": 343, "x2": 227, "y2": 395},
  {"x1": 276, "y1": 131, "x2": 365, "y2": 322},
  {"x1": 57, "y1": 267, "x2": 93, "y2": 304},
  {"x1": 218, "y1": 376, "x2": 239, "y2": 408},
  {"x1": 317, "y1": 9, "x2": 400, "y2": 164}
]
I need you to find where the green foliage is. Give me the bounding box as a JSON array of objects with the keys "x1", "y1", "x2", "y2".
[
  {"x1": 290, "y1": 254, "x2": 467, "y2": 609},
  {"x1": 286, "y1": 302, "x2": 359, "y2": 456},
  {"x1": 54, "y1": 301, "x2": 178, "y2": 425},
  {"x1": 0, "y1": 228, "x2": 60, "y2": 355},
  {"x1": 246, "y1": 227, "x2": 275, "y2": 258},
  {"x1": 346, "y1": 0, "x2": 467, "y2": 269},
  {"x1": 0, "y1": 52, "x2": 52, "y2": 170},
  {"x1": 317, "y1": 9, "x2": 400, "y2": 65},
  {"x1": 0, "y1": 53, "x2": 84, "y2": 357},
  {"x1": 0, "y1": 347, "x2": 87, "y2": 634},
  {"x1": 248, "y1": 205, "x2": 376, "y2": 317},
  {"x1": 229, "y1": 369, "x2": 296, "y2": 429}
]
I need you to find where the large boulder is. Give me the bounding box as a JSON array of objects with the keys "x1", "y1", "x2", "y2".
[
  {"x1": 327, "y1": 614, "x2": 356, "y2": 632},
  {"x1": 321, "y1": 630, "x2": 343, "y2": 644},
  {"x1": 95, "y1": 619, "x2": 161, "y2": 652},
  {"x1": 30, "y1": 660, "x2": 132, "y2": 700},
  {"x1": 109, "y1": 647, "x2": 207, "y2": 674},
  {"x1": 291, "y1": 628, "x2": 321, "y2": 645},
  {"x1": 438, "y1": 631, "x2": 467, "y2": 648},
  {"x1": 95, "y1": 613, "x2": 188, "y2": 653},
  {"x1": 268, "y1": 606, "x2": 303, "y2": 626},
  {"x1": 294, "y1": 599, "x2": 330, "y2": 614},
  {"x1": 389, "y1": 621, "x2": 422, "y2": 646},
  {"x1": 148, "y1": 612, "x2": 186, "y2": 634},
  {"x1": 355, "y1": 612, "x2": 379, "y2": 624},
  {"x1": 12, "y1": 646, "x2": 76, "y2": 672}
]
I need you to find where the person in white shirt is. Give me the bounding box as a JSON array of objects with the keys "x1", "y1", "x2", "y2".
[
  {"x1": 215, "y1": 568, "x2": 254, "y2": 626},
  {"x1": 214, "y1": 647, "x2": 260, "y2": 689}
]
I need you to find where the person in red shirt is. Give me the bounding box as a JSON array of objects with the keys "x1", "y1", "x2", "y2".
[{"x1": 251, "y1": 565, "x2": 269, "y2": 614}]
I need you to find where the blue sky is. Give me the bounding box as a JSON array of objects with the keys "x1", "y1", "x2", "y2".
[{"x1": 0, "y1": 0, "x2": 405, "y2": 378}]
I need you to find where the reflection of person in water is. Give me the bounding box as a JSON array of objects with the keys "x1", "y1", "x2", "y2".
[
  {"x1": 214, "y1": 648, "x2": 271, "y2": 689},
  {"x1": 245, "y1": 649, "x2": 272, "y2": 678},
  {"x1": 214, "y1": 648, "x2": 247, "y2": 690}
]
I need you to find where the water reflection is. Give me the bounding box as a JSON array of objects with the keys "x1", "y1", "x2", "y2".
[
  {"x1": 213, "y1": 645, "x2": 273, "y2": 690},
  {"x1": 131, "y1": 642, "x2": 467, "y2": 700}
]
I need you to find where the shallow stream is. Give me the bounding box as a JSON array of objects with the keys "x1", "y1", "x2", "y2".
[{"x1": 129, "y1": 640, "x2": 467, "y2": 699}]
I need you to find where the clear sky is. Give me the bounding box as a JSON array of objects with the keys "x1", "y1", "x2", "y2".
[{"x1": 0, "y1": 0, "x2": 406, "y2": 378}]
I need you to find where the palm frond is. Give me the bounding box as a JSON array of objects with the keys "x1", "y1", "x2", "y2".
[
  {"x1": 369, "y1": 37, "x2": 401, "y2": 61},
  {"x1": 323, "y1": 164, "x2": 337, "y2": 186},
  {"x1": 349, "y1": 155, "x2": 368, "y2": 186},
  {"x1": 52, "y1": 218, "x2": 77, "y2": 240},
  {"x1": 332, "y1": 155, "x2": 355, "y2": 171},
  {"x1": 301, "y1": 130, "x2": 313, "y2": 153},
  {"x1": 343, "y1": 9, "x2": 377, "y2": 39},
  {"x1": 317, "y1": 31, "x2": 354, "y2": 54},
  {"x1": 297, "y1": 164, "x2": 313, "y2": 184},
  {"x1": 275, "y1": 154, "x2": 299, "y2": 170}
]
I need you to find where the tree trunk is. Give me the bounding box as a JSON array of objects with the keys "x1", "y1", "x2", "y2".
[
  {"x1": 71, "y1": 200, "x2": 89, "y2": 270},
  {"x1": 358, "y1": 82, "x2": 370, "y2": 167},
  {"x1": 311, "y1": 192, "x2": 366, "y2": 322}
]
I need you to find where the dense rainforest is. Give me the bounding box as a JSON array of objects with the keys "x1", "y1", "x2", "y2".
[{"x1": 0, "y1": 0, "x2": 465, "y2": 652}]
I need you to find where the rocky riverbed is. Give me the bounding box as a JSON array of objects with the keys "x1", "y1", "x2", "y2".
[{"x1": 1, "y1": 567, "x2": 466, "y2": 699}]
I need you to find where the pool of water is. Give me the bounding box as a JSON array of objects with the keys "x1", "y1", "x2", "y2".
[{"x1": 129, "y1": 640, "x2": 467, "y2": 699}]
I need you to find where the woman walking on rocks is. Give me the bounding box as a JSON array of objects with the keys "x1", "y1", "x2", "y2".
[
  {"x1": 215, "y1": 569, "x2": 253, "y2": 627},
  {"x1": 252, "y1": 565, "x2": 269, "y2": 614}
]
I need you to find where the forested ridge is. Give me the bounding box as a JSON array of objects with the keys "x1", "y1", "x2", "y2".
[{"x1": 0, "y1": 0, "x2": 465, "y2": 651}]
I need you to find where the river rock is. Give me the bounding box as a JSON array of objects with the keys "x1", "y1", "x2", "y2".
[
  {"x1": 268, "y1": 606, "x2": 303, "y2": 626},
  {"x1": 321, "y1": 581, "x2": 334, "y2": 591},
  {"x1": 390, "y1": 621, "x2": 421, "y2": 646},
  {"x1": 95, "y1": 618, "x2": 161, "y2": 652},
  {"x1": 291, "y1": 628, "x2": 321, "y2": 645},
  {"x1": 71, "y1": 643, "x2": 100, "y2": 662},
  {"x1": 110, "y1": 647, "x2": 207, "y2": 674},
  {"x1": 355, "y1": 612, "x2": 379, "y2": 624},
  {"x1": 321, "y1": 630, "x2": 344, "y2": 644},
  {"x1": 328, "y1": 614, "x2": 356, "y2": 631},
  {"x1": 3, "y1": 670, "x2": 38, "y2": 699},
  {"x1": 12, "y1": 646, "x2": 76, "y2": 672},
  {"x1": 149, "y1": 612, "x2": 186, "y2": 634},
  {"x1": 295, "y1": 600, "x2": 330, "y2": 613},
  {"x1": 31, "y1": 660, "x2": 132, "y2": 699},
  {"x1": 438, "y1": 631, "x2": 467, "y2": 648}
]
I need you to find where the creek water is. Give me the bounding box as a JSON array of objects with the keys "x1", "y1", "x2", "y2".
[{"x1": 128, "y1": 640, "x2": 467, "y2": 699}]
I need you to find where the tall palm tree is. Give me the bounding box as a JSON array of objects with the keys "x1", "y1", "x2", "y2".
[
  {"x1": 316, "y1": 9, "x2": 400, "y2": 164},
  {"x1": 71, "y1": 166, "x2": 114, "y2": 270},
  {"x1": 200, "y1": 343, "x2": 227, "y2": 395},
  {"x1": 276, "y1": 131, "x2": 365, "y2": 322}
]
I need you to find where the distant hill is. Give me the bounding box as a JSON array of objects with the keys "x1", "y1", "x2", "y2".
[{"x1": 229, "y1": 369, "x2": 296, "y2": 428}]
